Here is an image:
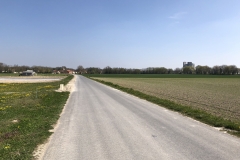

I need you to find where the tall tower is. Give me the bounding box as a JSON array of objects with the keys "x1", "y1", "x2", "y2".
[{"x1": 183, "y1": 62, "x2": 186, "y2": 67}]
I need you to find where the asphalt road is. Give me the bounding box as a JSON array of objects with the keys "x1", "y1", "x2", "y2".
[{"x1": 42, "y1": 75, "x2": 240, "y2": 160}]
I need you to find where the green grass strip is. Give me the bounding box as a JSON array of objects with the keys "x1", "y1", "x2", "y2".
[
  {"x1": 91, "y1": 78, "x2": 240, "y2": 137},
  {"x1": 0, "y1": 75, "x2": 73, "y2": 159}
]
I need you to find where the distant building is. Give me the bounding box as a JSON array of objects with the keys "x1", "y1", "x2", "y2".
[
  {"x1": 52, "y1": 70, "x2": 60, "y2": 74},
  {"x1": 66, "y1": 70, "x2": 74, "y2": 74},
  {"x1": 183, "y1": 62, "x2": 195, "y2": 68},
  {"x1": 19, "y1": 70, "x2": 36, "y2": 76},
  {"x1": 52, "y1": 69, "x2": 74, "y2": 74}
]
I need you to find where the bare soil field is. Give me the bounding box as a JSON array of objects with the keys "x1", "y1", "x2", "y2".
[
  {"x1": 0, "y1": 76, "x2": 65, "y2": 83},
  {"x1": 94, "y1": 78, "x2": 240, "y2": 122}
]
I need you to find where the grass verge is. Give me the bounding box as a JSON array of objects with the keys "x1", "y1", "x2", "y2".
[
  {"x1": 0, "y1": 75, "x2": 73, "y2": 159},
  {"x1": 91, "y1": 78, "x2": 240, "y2": 137}
]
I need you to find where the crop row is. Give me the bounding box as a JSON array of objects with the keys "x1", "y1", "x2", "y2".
[{"x1": 94, "y1": 78, "x2": 240, "y2": 122}]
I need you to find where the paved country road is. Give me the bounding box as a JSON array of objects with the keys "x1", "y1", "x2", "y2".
[{"x1": 42, "y1": 75, "x2": 240, "y2": 160}]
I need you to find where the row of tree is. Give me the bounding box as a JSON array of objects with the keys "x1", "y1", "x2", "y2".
[
  {"x1": 101, "y1": 65, "x2": 240, "y2": 75},
  {"x1": 183, "y1": 65, "x2": 239, "y2": 75},
  {"x1": 88, "y1": 65, "x2": 240, "y2": 75},
  {"x1": 1, "y1": 62, "x2": 239, "y2": 75},
  {"x1": 0, "y1": 63, "x2": 74, "y2": 74},
  {"x1": 77, "y1": 66, "x2": 179, "y2": 74},
  {"x1": 83, "y1": 65, "x2": 239, "y2": 75}
]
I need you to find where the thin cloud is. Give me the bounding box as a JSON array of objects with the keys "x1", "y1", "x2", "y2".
[{"x1": 169, "y1": 12, "x2": 187, "y2": 19}]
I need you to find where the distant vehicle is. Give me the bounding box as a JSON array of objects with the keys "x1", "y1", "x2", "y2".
[{"x1": 19, "y1": 70, "x2": 36, "y2": 76}]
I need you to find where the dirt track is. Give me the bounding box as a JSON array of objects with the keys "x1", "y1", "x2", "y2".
[{"x1": 0, "y1": 76, "x2": 65, "y2": 83}]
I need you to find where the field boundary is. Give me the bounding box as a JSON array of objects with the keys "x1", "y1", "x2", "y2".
[
  {"x1": 83, "y1": 74, "x2": 240, "y2": 78},
  {"x1": 90, "y1": 78, "x2": 240, "y2": 137}
]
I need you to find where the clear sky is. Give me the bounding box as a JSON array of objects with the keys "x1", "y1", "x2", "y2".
[{"x1": 1, "y1": 0, "x2": 240, "y2": 69}]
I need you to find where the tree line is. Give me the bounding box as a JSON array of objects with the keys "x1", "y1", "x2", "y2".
[
  {"x1": 183, "y1": 65, "x2": 239, "y2": 75},
  {"x1": 79, "y1": 65, "x2": 240, "y2": 75},
  {"x1": 0, "y1": 63, "x2": 74, "y2": 74},
  {"x1": 77, "y1": 66, "x2": 175, "y2": 74},
  {"x1": 1, "y1": 62, "x2": 239, "y2": 75}
]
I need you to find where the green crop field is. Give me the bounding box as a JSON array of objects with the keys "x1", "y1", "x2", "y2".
[
  {"x1": 0, "y1": 75, "x2": 73, "y2": 159},
  {"x1": 90, "y1": 74, "x2": 240, "y2": 123}
]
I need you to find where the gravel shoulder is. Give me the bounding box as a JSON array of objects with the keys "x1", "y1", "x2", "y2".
[{"x1": 33, "y1": 75, "x2": 77, "y2": 159}]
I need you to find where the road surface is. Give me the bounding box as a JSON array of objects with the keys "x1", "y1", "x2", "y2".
[{"x1": 42, "y1": 75, "x2": 240, "y2": 160}]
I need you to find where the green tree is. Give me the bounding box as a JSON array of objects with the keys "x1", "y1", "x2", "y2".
[
  {"x1": 76, "y1": 65, "x2": 85, "y2": 74},
  {"x1": 211, "y1": 66, "x2": 221, "y2": 75},
  {"x1": 103, "y1": 66, "x2": 112, "y2": 74},
  {"x1": 229, "y1": 65, "x2": 238, "y2": 75},
  {"x1": 182, "y1": 66, "x2": 194, "y2": 74},
  {"x1": 196, "y1": 65, "x2": 203, "y2": 74},
  {"x1": 174, "y1": 68, "x2": 181, "y2": 74}
]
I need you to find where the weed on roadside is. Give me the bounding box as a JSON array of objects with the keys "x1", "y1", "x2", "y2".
[{"x1": 0, "y1": 75, "x2": 73, "y2": 159}]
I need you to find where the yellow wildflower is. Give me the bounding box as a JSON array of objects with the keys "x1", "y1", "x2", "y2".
[{"x1": 4, "y1": 144, "x2": 10, "y2": 149}]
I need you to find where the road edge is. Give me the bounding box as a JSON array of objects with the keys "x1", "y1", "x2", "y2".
[
  {"x1": 32, "y1": 75, "x2": 77, "y2": 160},
  {"x1": 89, "y1": 77, "x2": 240, "y2": 138}
]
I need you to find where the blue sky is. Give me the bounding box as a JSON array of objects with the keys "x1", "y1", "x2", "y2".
[{"x1": 1, "y1": 0, "x2": 240, "y2": 69}]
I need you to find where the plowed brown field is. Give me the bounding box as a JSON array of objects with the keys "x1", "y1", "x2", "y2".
[{"x1": 94, "y1": 78, "x2": 240, "y2": 122}]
